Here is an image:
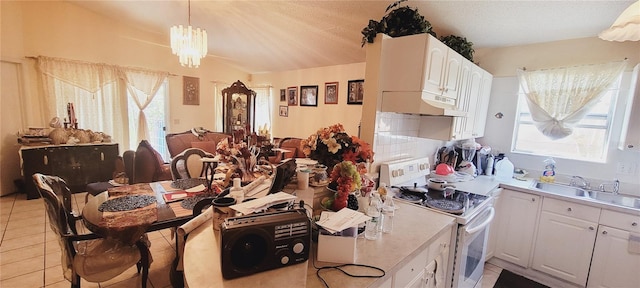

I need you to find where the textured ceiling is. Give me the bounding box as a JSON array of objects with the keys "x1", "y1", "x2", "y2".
[{"x1": 67, "y1": 0, "x2": 635, "y2": 74}]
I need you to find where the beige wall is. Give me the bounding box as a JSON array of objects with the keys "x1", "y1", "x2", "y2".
[{"x1": 251, "y1": 63, "x2": 366, "y2": 140}]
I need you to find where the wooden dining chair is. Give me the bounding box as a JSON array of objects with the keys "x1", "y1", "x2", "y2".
[
  {"x1": 170, "y1": 148, "x2": 214, "y2": 180},
  {"x1": 32, "y1": 173, "x2": 150, "y2": 288}
]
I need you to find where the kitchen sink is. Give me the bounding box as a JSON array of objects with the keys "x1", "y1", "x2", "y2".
[
  {"x1": 587, "y1": 191, "x2": 640, "y2": 209},
  {"x1": 532, "y1": 181, "x2": 588, "y2": 197}
]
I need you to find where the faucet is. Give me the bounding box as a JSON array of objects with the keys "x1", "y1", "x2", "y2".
[
  {"x1": 599, "y1": 179, "x2": 620, "y2": 195},
  {"x1": 570, "y1": 176, "x2": 590, "y2": 190}
]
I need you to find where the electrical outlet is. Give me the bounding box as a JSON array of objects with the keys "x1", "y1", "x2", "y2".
[{"x1": 616, "y1": 162, "x2": 637, "y2": 175}]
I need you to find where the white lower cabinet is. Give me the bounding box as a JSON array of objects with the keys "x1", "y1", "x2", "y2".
[
  {"x1": 531, "y1": 198, "x2": 600, "y2": 286},
  {"x1": 494, "y1": 189, "x2": 540, "y2": 267},
  {"x1": 392, "y1": 226, "x2": 452, "y2": 288},
  {"x1": 587, "y1": 210, "x2": 640, "y2": 287}
]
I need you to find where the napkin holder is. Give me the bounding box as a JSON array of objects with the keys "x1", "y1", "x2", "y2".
[{"x1": 317, "y1": 226, "x2": 357, "y2": 264}]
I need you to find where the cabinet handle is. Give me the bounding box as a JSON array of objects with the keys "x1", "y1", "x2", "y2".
[
  {"x1": 532, "y1": 198, "x2": 536, "y2": 202},
  {"x1": 629, "y1": 144, "x2": 635, "y2": 149},
  {"x1": 632, "y1": 222, "x2": 638, "y2": 227},
  {"x1": 101, "y1": 152, "x2": 104, "y2": 161},
  {"x1": 567, "y1": 207, "x2": 572, "y2": 212},
  {"x1": 44, "y1": 155, "x2": 48, "y2": 165},
  {"x1": 602, "y1": 230, "x2": 608, "y2": 235},
  {"x1": 589, "y1": 226, "x2": 595, "y2": 231}
]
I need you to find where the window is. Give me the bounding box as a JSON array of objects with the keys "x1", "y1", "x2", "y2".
[
  {"x1": 127, "y1": 81, "x2": 168, "y2": 160},
  {"x1": 512, "y1": 80, "x2": 621, "y2": 163}
]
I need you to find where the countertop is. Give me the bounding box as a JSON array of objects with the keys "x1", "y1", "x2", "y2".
[{"x1": 183, "y1": 185, "x2": 456, "y2": 288}]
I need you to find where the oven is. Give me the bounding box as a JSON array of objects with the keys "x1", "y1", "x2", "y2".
[{"x1": 380, "y1": 157, "x2": 495, "y2": 288}]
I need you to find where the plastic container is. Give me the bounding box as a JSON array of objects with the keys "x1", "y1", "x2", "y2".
[
  {"x1": 540, "y1": 157, "x2": 556, "y2": 183},
  {"x1": 494, "y1": 157, "x2": 514, "y2": 181},
  {"x1": 229, "y1": 178, "x2": 244, "y2": 203},
  {"x1": 485, "y1": 154, "x2": 495, "y2": 176},
  {"x1": 381, "y1": 194, "x2": 395, "y2": 233}
]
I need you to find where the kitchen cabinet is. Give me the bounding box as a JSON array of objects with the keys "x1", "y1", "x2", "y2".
[
  {"x1": 20, "y1": 143, "x2": 118, "y2": 199},
  {"x1": 381, "y1": 33, "x2": 462, "y2": 107},
  {"x1": 587, "y1": 210, "x2": 640, "y2": 288},
  {"x1": 392, "y1": 226, "x2": 452, "y2": 288},
  {"x1": 494, "y1": 189, "x2": 540, "y2": 267},
  {"x1": 531, "y1": 198, "x2": 600, "y2": 286},
  {"x1": 472, "y1": 70, "x2": 493, "y2": 138},
  {"x1": 619, "y1": 63, "x2": 640, "y2": 151}
]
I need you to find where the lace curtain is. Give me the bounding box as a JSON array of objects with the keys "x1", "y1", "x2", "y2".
[
  {"x1": 121, "y1": 69, "x2": 168, "y2": 142},
  {"x1": 517, "y1": 61, "x2": 626, "y2": 140},
  {"x1": 252, "y1": 86, "x2": 272, "y2": 134},
  {"x1": 37, "y1": 56, "x2": 168, "y2": 147}
]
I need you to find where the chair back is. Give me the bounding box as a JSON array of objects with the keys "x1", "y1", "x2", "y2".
[
  {"x1": 279, "y1": 137, "x2": 306, "y2": 158},
  {"x1": 123, "y1": 150, "x2": 135, "y2": 185},
  {"x1": 170, "y1": 148, "x2": 211, "y2": 180},
  {"x1": 32, "y1": 173, "x2": 76, "y2": 280}
]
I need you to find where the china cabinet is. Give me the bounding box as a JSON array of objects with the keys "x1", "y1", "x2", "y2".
[{"x1": 222, "y1": 80, "x2": 256, "y2": 135}]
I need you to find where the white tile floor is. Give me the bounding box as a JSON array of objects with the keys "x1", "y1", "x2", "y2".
[
  {"x1": 1, "y1": 191, "x2": 504, "y2": 288},
  {"x1": 0, "y1": 192, "x2": 176, "y2": 288}
]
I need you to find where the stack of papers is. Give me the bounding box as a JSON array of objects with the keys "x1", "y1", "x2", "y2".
[
  {"x1": 315, "y1": 209, "x2": 370, "y2": 235},
  {"x1": 230, "y1": 192, "x2": 297, "y2": 215}
]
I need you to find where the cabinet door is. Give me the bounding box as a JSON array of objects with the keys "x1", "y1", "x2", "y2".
[
  {"x1": 588, "y1": 225, "x2": 640, "y2": 288},
  {"x1": 423, "y1": 38, "x2": 447, "y2": 96},
  {"x1": 472, "y1": 70, "x2": 493, "y2": 138},
  {"x1": 532, "y1": 211, "x2": 597, "y2": 286},
  {"x1": 619, "y1": 64, "x2": 640, "y2": 151},
  {"x1": 452, "y1": 59, "x2": 473, "y2": 140},
  {"x1": 441, "y1": 52, "x2": 462, "y2": 101},
  {"x1": 21, "y1": 147, "x2": 51, "y2": 199},
  {"x1": 461, "y1": 67, "x2": 482, "y2": 138},
  {"x1": 494, "y1": 189, "x2": 540, "y2": 267}
]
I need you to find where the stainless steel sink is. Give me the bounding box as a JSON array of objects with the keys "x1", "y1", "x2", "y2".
[
  {"x1": 532, "y1": 181, "x2": 588, "y2": 197},
  {"x1": 587, "y1": 191, "x2": 640, "y2": 209}
]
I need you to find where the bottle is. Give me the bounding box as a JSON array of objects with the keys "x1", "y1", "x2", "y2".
[
  {"x1": 381, "y1": 193, "x2": 395, "y2": 233},
  {"x1": 540, "y1": 157, "x2": 556, "y2": 183},
  {"x1": 495, "y1": 157, "x2": 514, "y2": 181},
  {"x1": 229, "y1": 178, "x2": 244, "y2": 203},
  {"x1": 365, "y1": 192, "x2": 382, "y2": 240},
  {"x1": 485, "y1": 154, "x2": 494, "y2": 176}
]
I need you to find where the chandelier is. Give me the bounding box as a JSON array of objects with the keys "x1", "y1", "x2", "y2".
[{"x1": 170, "y1": 0, "x2": 208, "y2": 68}]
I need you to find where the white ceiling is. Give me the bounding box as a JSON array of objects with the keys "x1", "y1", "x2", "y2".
[{"x1": 66, "y1": 0, "x2": 635, "y2": 74}]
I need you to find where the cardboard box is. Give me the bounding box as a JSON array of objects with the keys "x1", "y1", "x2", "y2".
[{"x1": 317, "y1": 231, "x2": 357, "y2": 264}]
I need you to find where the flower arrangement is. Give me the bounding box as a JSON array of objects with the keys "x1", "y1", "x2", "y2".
[
  {"x1": 303, "y1": 124, "x2": 375, "y2": 211},
  {"x1": 301, "y1": 123, "x2": 374, "y2": 169},
  {"x1": 216, "y1": 138, "x2": 258, "y2": 183}
]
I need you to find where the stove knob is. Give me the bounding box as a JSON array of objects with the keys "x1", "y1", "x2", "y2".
[
  {"x1": 399, "y1": 169, "x2": 404, "y2": 176},
  {"x1": 392, "y1": 170, "x2": 399, "y2": 177}
]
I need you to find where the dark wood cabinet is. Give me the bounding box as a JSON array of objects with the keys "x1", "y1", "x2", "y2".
[{"x1": 21, "y1": 143, "x2": 119, "y2": 199}]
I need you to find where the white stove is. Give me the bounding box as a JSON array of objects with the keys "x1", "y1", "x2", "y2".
[{"x1": 380, "y1": 157, "x2": 496, "y2": 288}]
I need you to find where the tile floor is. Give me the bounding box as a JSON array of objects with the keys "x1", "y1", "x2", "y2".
[
  {"x1": 1, "y1": 192, "x2": 177, "y2": 288},
  {"x1": 1, "y1": 191, "x2": 504, "y2": 288}
]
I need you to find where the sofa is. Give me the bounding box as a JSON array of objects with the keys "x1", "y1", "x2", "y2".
[
  {"x1": 278, "y1": 137, "x2": 307, "y2": 159},
  {"x1": 166, "y1": 129, "x2": 231, "y2": 158}
]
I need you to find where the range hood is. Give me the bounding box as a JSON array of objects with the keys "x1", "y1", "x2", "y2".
[{"x1": 381, "y1": 91, "x2": 467, "y2": 117}]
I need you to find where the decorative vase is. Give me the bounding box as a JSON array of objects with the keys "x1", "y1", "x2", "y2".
[{"x1": 232, "y1": 155, "x2": 258, "y2": 184}]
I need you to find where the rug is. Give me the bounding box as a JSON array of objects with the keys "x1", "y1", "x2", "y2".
[{"x1": 493, "y1": 270, "x2": 550, "y2": 288}]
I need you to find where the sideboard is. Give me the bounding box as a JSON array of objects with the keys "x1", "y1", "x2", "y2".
[{"x1": 20, "y1": 143, "x2": 119, "y2": 199}]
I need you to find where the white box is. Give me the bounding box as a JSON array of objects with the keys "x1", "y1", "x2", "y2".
[{"x1": 317, "y1": 233, "x2": 357, "y2": 264}]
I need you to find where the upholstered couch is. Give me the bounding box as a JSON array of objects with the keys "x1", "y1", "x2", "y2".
[{"x1": 165, "y1": 130, "x2": 231, "y2": 158}]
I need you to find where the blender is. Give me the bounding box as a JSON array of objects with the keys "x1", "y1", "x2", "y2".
[{"x1": 458, "y1": 141, "x2": 477, "y2": 176}]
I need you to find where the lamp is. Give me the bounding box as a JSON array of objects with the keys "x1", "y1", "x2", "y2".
[
  {"x1": 598, "y1": 0, "x2": 640, "y2": 41},
  {"x1": 170, "y1": 0, "x2": 208, "y2": 67}
]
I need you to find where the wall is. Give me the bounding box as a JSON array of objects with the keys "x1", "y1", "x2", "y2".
[
  {"x1": 251, "y1": 63, "x2": 366, "y2": 139},
  {"x1": 0, "y1": 1, "x2": 249, "y2": 195}
]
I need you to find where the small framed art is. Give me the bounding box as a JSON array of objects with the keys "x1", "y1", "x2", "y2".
[
  {"x1": 183, "y1": 76, "x2": 200, "y2": 105},
  {"x1": 280, "y1": 89, "x2": 286, "y2": 102},
  {"x1": 300, "y1": 85, "x2": 318, "y2": 107},
  {"x1": 347, "y1": 79, "x2": 364, "y2": 105},
  {"x1": 324, "y1": 82, "x2": 338, "y2": 104},
  {"x1": 287, "y1": 87, "x2": 298, "y2": 106},
  {"x1": 279, "y1": 105, "x2": 288, "y2": 117}
]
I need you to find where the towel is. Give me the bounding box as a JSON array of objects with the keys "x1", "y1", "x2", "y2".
[
  {"x1": 176, "y1": 206, "x2": 214, "y2": 270},
  {"x1": 629, "y1": 233, "x2": 640, "y2": 254}
]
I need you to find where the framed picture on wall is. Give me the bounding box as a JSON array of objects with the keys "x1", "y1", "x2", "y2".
[
  {"x1": 280, "y1": 89, "x2": 286, "y2": 102},
  {"x1": 325, "y1": 82, "x2": 338, "y2": 104},
  {"x1": 287, "y1": 86, "x2": 298, "y2": 106},
  {"x1": 279, "y1": 105, "x2": 288, "y2": 117},
  {"x1": 300, "y1": 85, "x2": 318, "y2": 107},
  {"x1": 347, "y1": 79, "x2": 364, "y2": 105},
  {"x1": 183, "y1": 76, "x2": 200, "y2": 105}
]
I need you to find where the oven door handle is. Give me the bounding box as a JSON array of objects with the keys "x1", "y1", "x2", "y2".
[{"x1": 465, "y1": 207, "x2": 495, "y2": 235}]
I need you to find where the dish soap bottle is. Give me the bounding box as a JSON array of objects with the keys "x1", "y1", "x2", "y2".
[{"x1": 540, "y1": 157, "x2": 556, "y2": 183}]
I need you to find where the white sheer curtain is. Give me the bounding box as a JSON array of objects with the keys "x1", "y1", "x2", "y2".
[
  {"x1": 213, "y1": 82, "x2": 229, "y2": 132},
  {"x1": 120, "y1": 69, "x2": 168, "y2": 142},
  {"x1": 252, "y1": 86, "x2": 272, "y2": 135},
  {"x1": 517, "y1": 61, "x2": 626, "y2": 140},
  {"x1": 37, "y1": 56, "x2": 125, "y2": 144}
]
